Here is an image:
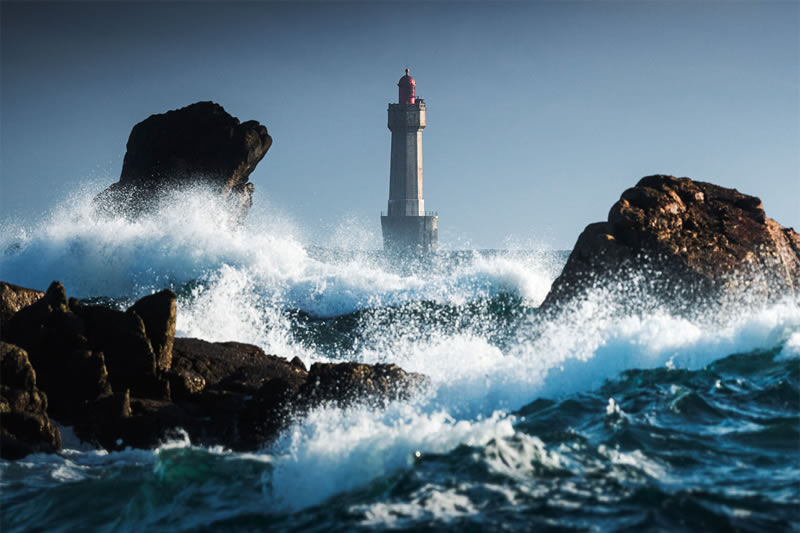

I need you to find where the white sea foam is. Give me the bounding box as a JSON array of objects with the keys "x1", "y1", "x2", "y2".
[
  {"x1": 776, "y1": 330, "x2": 800, "y2": 360},
  {"x1": 265, "y1": 403, "x2": 515, "y2": 510},
  {"x1": 3, "y1": 185, "x2": 799, "y2": 518},
  {"x1": 0, "y1": 188, "x2": 560, "y2": 316}
]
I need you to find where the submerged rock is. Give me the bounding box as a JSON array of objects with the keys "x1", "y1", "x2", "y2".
[
  {"x1": 93, "y1": 101, "x2": 272, "y2": 223},
  {"x1": 0, "y1": 342, "x2": 62, "y2": 459},
  {"x1": 541, "y1": 175, "x2": 800, "y2": 314}
]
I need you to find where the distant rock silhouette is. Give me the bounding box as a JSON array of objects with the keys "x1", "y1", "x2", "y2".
[
  {"x1": 540, "y1": 175, "x2": 800, "y2": 314},
  {"x1": 94, "y1": 101, "x2": 272, "y2": 223}
]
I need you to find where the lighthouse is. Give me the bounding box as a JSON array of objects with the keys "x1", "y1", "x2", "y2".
[{"x1": 381, "y1": 69, "x2": 438, "y2": 253}]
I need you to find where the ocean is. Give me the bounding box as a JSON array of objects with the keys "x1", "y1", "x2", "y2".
[{"x1": 1, "y1": 189, "x2": 798, "y2": 532}]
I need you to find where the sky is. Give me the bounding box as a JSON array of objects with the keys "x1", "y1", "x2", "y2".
[{"x1": 1, "y1": 0, "x2": 798, "y2": 250}]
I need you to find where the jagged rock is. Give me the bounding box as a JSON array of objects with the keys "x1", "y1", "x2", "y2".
[
  {"x1": 1, "y1": 282, "x2": 428, "y2": 455},
  {"x1": 298, "y1": 362, "x2": 428, "y2": 408},
  {"x1": 540, "y1": 175, "x2": 800, "y2": 314},
  {"x1": 0, "y1": 342, "x2": 61, "y2": 459},
  {"x1": 171, "y1": 338, "x2": 308, "y2": 393},
  {"x1": 72, "y1": 304, "x2": 161, "y2": 399},
  {"x1": 165, "y1": 368, "x2": 206, "y2": 401},
  {"x1": 93, "y1": 101, "x2": 272, "y2": 223},
  {"x1": 0, "y1": 282, "x2": 43, "y2": 338},
  {"x1": 92, "y1": 338, "x2": 310, "y2": 451},
  {"x1": 129, "y1": 289, "x2": 176, "y2": 372},
  {"x1": 5, "y1": 282, "x2": 112, "y2": 421}
]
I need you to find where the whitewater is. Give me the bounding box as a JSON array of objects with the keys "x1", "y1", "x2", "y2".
[{"x1": 2, "y1": 188, "x2": 798, "y2": 531}]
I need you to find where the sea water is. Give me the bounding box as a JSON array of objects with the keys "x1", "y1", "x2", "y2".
[{"x1": 1, "y1": 188, "x2": 798, "y2": 531}]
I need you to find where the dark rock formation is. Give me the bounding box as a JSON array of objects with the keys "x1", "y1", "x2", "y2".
[
  {"x1": 541, "y1": 175, "x2": 800, "y2": 314},
  {"x1": 0, "y1": 342, "x2": 61, "y2": 459},
  {"x1": 94, "y1": 101, "x2": 272, "y2": 223},
  {"x1": 72, "y1": 303, "x2": 167, "y2": 401},
  {"x1": 100, "y1": 341, "x2": 426, "y2": 452},
  {"x1": 0, "y1": 282, "x2": 43, "y2": 337},
  {"x1": 6, "y1": 282, "x2": 113, "y2": 421},
  {"x1": 1, "y1": 281, "x2": 427, "y2": 457},
  {"x1": 298, "y1": 362, "x2": 427, "y2": 408},
  {"x1": 130, "y1": 290, "x2": 176, "y2": 372}
]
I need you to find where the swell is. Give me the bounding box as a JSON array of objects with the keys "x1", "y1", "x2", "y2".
[
  {"x1": 2, "y1": 346, "x2": 797, "y2": 532},
  {"x1": 2, "y1": 187, "x2": 800, "y2": 530}
]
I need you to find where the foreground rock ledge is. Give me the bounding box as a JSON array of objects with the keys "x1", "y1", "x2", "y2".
[
  {"x1": 540, "y1": 175, "x2": 800, "y2": 314},
  {"x1": 93, "y1": 101, "x2": 272, "y2": 224},
  {"x1": 0, "y1": 281, "x2": 426, "y2": 459}
]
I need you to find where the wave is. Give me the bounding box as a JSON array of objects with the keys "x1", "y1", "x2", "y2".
[
  {"x1": 0, "y1": 187, "x2": 560, "y2": 314},
  {"x1": 2, "y1": 185, "x2": 799, "y2": 525}
]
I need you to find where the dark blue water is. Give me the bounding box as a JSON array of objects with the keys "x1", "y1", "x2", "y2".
[{"x1": 1, "y1": 191, "x2": 798, "y2": 531}]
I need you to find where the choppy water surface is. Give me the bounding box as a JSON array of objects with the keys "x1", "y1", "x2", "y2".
[{"x1": 1, "y1": 190, "x2": 798, "y2": 531}]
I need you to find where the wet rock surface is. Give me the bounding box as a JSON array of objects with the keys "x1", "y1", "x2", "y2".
[
  {"x1": 541, "y1": 175, "x2": 800, "y2": 314},
  {"x1": 0, "y1": 282, "x2": 426, "y2": 457},
  {"x1": 93, "y1": 101, "x2": 272, "y2": 223},
  {"x1": 0, "y1": 342, "x2": 61, "y2": 459},
  {"x1": 298, "y1": 361, "x2": 428, "y2": 408},
  {"x1": 0, "y1": 282, "x2": 43, "y2": 336}
]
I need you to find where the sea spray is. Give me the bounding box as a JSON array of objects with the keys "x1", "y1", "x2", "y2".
[{"x1": 1, "y1": 186, "x2": 798, "y2": 531}]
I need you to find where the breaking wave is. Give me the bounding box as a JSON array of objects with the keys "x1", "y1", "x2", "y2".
[{"x1": 1, "y1": 187, "x2": 798, "y2": 531}]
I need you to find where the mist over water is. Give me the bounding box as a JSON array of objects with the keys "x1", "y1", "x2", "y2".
[{"x1": 1, "y1": 188, "x2": 798, "y2": 530}]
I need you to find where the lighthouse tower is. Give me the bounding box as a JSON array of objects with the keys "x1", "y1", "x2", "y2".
[{"x1": 381, "y1": 69, "x2": 438, "y2": 253}]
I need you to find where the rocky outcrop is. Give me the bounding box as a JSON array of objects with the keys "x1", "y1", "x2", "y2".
[
  {"x1": 1, "y1": 281, "x2": 427, "y2": 457},
  {"x1": 93, "y1": 101, "x2": 272, "y2": 223},
  {"x1": 298, "y1": 362, "x2": 427, "y2": 408},
  {"x1": 0, "y1": 342, "x2": 61, "y2": 459},
  {"x1": 5, "y1": 282, "x2": 120, "y2": 421},
  {"x1": 541, "y1": 175, "x2": 800, "y2": 314},
  {"x1": 0, "y1": 282, "x2": 43, "y2": 336},
  {"x1": 130, "y1": 290, "x2": 176, "y2": 372}
]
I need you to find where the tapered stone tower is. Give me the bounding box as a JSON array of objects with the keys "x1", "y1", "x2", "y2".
[{"x1": 381, "y1": 69, "x2": 438, "y2": 253}]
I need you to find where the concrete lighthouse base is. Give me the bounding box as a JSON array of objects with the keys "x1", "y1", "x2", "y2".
[{"x1": 381, "y1": 215, "x2": 438, "y2": 253}]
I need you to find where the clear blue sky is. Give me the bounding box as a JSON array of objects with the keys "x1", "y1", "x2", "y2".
[{"x1": 2, "y1": 1, "x2": 798, "y2": 249}]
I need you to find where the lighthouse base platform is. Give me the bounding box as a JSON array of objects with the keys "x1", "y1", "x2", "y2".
[{"x1": 381, "y1": 215, "x2": 438, "y2": 254}]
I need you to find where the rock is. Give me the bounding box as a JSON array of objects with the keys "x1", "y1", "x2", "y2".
[
  {"x1": 1, "y1": 281, "x2": 429, "y2": 455},
  {"x1": 0, "y1": 342, "x2": 61, "y2": 459},
  {"x1": 129, "y1": 289, "x2": 176, "y2": 372},
  {"x1": 171, "y1": 338, "x2": 308, "y2": 394},
  {"x1": 5, "y1": 282, "x2": 113, "y2": 421},
  {"x1": 298, "y1": 362, "x2": 428, "y2": 408},
  {"x1": 165, "y1": 368, "x2": 206, "y2": 401},
  {"x1": 90, "y1": 338, "x2": 310, "y2": 451},
  {"x1": 0, "y1": 282, "x2": 44, "y2": 338},
  {"x1": 73, "y1": 304, "x2": 161, "y2": 399},
  {"x1": 93, "y1": 101, "x2": 272, "y2": 224},
  {"x1": 540, "y1": 175, "x2": 800, "y2": 314}
]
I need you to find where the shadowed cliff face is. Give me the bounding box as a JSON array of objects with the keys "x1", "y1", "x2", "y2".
[
  {"x1": 541, "y1": 175, "x2": 800, "y2": 314},
  {"x1": 94, "y1": 101, "x2": 272, "y2": 224}
]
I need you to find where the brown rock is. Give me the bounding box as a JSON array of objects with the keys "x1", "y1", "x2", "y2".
[
  {"x1": 0, "y1": 342, "x2": 61, "y2": 459},
  {"x1": 298, "y1": 361, "x2": 428, "y2": 408},
  {"x1": 171, "y1": 338, "x2": 308, "y2": 394},
  {"x1": 0, "y1": 282, "x2": 44, "y2": 339},
  {"x1": 541, "y1": 175, "x2": 800, "y2": 314},
  {"x1": 73, "y1": 304, "x2": 160, "y2": 398},
  {"x1": 4, "y1": 282, "x2": 113, "y2": 420},
  {"x1": 129, "y1": 289, "x2": 176, "y2": 372}
]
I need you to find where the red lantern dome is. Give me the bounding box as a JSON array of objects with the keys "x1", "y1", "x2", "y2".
[{"x1": 398, "y1": 68, "x2": 416, "y2": 104}]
